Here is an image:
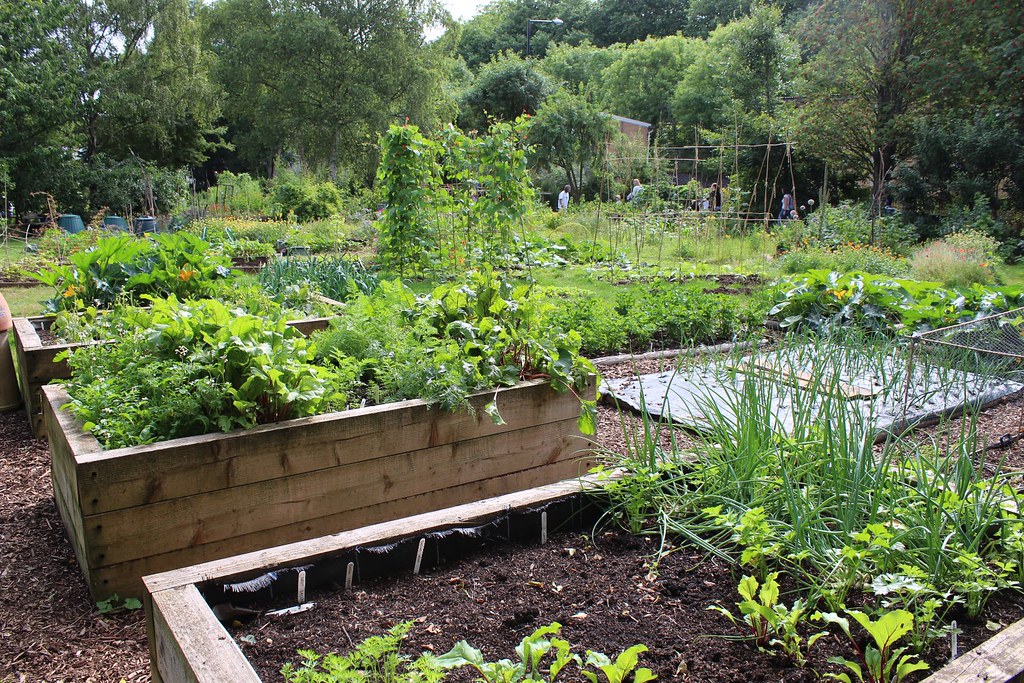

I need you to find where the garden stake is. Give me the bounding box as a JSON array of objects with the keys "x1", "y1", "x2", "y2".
[
  {"x1": 541, "y1": 511, "x2": 548, "y2": 545},
  {"x1": 951, "y1": 620, "x2": 958, "y2": 661},
  {"x1": 297, "y1": 570, "x2": 306, "y2": 603},
  {"x1": 345, "y1": 562, "x2": 354, "y2": 591},
  {"x1": 414, "y1": 538, "x2": 426, "y2": 575}
]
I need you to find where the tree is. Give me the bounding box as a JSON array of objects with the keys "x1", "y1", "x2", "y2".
[
  {"x1": 599, "y1": 35, "x2": 701, "y2": 132},
  {"x1": 209, "y1": 0, "x2": 455, "y2": 180},
  {"x1": 791, "y1": 0, "x2": 1023, "y2": 215},
  {"x1": 528, "y1": 87, "x2": 615, "y2": 197},
  {"x1": 458, "y1": 52, "x2": 554, "y2": 131},
  {"x1": 0, "y1": 0, "x2": 81, "y2": 163},
  {"x1": 586, "y1": 0, "x2": 691, "y2": 47},
  {"x1": 539, "y1": 40, "x2": 620, "y2": 92},
  {"x1": 454, "y1": 0, "x2": 590, "y2": 67}
]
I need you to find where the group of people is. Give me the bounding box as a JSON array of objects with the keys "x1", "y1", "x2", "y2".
[
  {"x1": 556, "y1": 179, "x2": 723, "y2": 212},
  {"x1": 557, "y1": 181, "x2": 803, "y2": 222}
]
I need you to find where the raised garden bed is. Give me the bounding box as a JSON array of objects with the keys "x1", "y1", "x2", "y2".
[
  {"x1": 141, "y1": 479, "x2": 1024, "y2": 683},
  {"x1": 45, "y1": 377, "x2": 592, "y2": 601},
  {"x1": 12, "y1": 314, "x2": 333, "y2": 437}
]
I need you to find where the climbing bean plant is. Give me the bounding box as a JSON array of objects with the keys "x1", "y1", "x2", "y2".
[{"x1": 376, "y1": 119, "x2": 535, "y2": 277}]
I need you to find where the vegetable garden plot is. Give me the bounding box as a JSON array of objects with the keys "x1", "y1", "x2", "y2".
[
  {"x1": 600, "y1": 342, "x2": 1024, "y2": 438},
  {"x1": 142, "y1": 479, "x2": 1024, "y2": 683}
]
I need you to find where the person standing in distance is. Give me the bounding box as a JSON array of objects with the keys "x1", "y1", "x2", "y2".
[
  {"x1": 557, "y1": 184, "x2": 570, "y2": 211},
  {"x1": 779, "y1": 189, "x2": 795, "y2": 225},
  {"x1": 626, "y1": 178, "x2": 643, "y2": 202},
  {"x1": 709, "y1": 182, "x2": 722, "y2": 211}
]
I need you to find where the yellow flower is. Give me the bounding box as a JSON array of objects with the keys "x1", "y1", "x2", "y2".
[
  {"x1": 62, "y1": 284, "x2": 77, "y2": 298},
  {"x1": 178, "y1": 266, "x2": 198, "y2": 281}
]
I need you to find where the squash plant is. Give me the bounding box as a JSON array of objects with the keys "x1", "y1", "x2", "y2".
[{"x1": 29, "y1": 232, "x2": 234, "y2": 312}]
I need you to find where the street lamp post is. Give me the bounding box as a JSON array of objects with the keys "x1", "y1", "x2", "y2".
[{"x1": 525, "y1": 17, "x2": 563, "y2": 57}]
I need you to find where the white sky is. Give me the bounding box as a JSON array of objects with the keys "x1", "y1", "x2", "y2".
[{"x1": 441, "y1": 0, "x2": 487, "y2": 21}]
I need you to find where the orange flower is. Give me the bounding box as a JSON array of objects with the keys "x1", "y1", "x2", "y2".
[
  {"x1": 178, "y1": 266, "x2": 198, "y2": 281},
  {"x1": 62, "y1": 285, "x2": 77, "y2": 298}
]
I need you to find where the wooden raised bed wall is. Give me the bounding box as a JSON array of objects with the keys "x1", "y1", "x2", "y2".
[
  {"x1": 13, "y1": 315, "x2": 332, "y2": 437},
  {"x1": 45, "y1": 377, "x2": 592, "y2": 600},
  {"x1": 141, "y1": 480, "x2": 1024, "y2": 683}
]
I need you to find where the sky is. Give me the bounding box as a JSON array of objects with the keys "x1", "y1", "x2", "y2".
[{"x1": 442, "y1": 0, "x2": 487, "y2": 21}]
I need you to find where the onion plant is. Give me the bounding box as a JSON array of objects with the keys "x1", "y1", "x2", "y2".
[{"x1": 594, "y1": 330, "x2": 1023, "y2": 644}]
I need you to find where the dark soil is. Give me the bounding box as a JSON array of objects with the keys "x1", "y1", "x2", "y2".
[
  {"x1": 1, "y1": 357, "x2": 1024, "y2": 682},
  {"x1": 235, "y1": 529, "x2": 1024, "y2": 682}
]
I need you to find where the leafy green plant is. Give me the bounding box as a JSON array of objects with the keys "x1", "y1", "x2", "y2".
[
  {"x1": 435, "y1": 623, "x2": 655, "y2": 683},
  {"x1": 376, "y1": 124, "x2": 441, "y2": 276},
  {"x1": 259, "y1": 255, "x2": 379, "y2": 303},
  {"x1": 436, "y1": 623, "x2": 578, "y2": 682},
  {"x1": 223, "y1": 238, "x2": 276, "y2": 261},
  {"x1": 63, "y1": 296, "x2": 340, "y2": 448},
  {"x1": 96, "y1": 594, "x2": 142, "y2": 614},
  {"x1": 709, "y1": 573, "x2": 825, "y2": 667},
  {"x1": 582, "y1": 646, "x2": 657, "y2": 683},
  {"x1": 28, "y1": 232, "x2": 234, "y2": 312},
  {"x1": 312, "y1": 268, "x2": 598, "y2": 433},
  {"x1": 281, "y1": 621, "x2": 444, "y2": 682},
  {"x1": 815, "y1": 609, "x2": 929, "y2": 683},
  {"x1": 769, "y1": 270, "x2": 1024, "y2": 333},
  {"x1": 703, "y1": 507, "x2": 782, "y2": 579}
]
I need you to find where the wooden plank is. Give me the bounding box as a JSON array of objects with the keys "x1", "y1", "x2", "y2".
[
  {"x1": 85, "y1": 417, "x2": 583, "y2": 567},
  {"x1": 919, "y1": 616, "x2": 1024, "y2": 683},
  {"x1": 733, "y1": 359, "x2": 879, "y2": 399},
  {"x1": 285, "y1": 316, "x2": 332, "y2": 336},
  {"x1": 144, "y1": 475, "x2": 602, "y2": 595},
  {"x1": 44, "y1": 394, "x2": 90, "y2": 587},
  {"x1": 151, "y1": 585, "x2": 259, "y2": 683},
  {"x1": 47, "y1": 380, "x2": 585, "y2": 514},
  {"x1": 99, "y1": 458, "x2": 591, "y2": 598}
]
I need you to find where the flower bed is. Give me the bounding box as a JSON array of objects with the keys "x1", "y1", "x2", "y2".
[
  {"x1": 44, "y1": 376, "x2": 593, "y2": 601},
  {"x1": 11, "y1": 314, "x2": 333, "y2": 437}
]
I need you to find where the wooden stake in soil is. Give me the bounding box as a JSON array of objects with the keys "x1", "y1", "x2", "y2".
[
  {"x1": 541, "y1": 511, "x2": 548, "y2": 545},
  {"x1": 345, "y1": 562, "x2": 354, "y2": 590},
  {"x1": 297, "y1": 570, "x2": 306, "y2": 604},
  {"x1": 413, "y1": 538, "x2": 426, "y2": 575}
]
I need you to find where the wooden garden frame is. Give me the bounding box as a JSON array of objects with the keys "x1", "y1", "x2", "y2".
[
  {"x1": 144, "y1": 479, "x2": 596, "y2": 681},
  {"x1": 141, "y1": 475, "x2": 1024, "y2": 683},
  {"x1": 45, "y1": 376, "x2": 593, "y2": 600}
]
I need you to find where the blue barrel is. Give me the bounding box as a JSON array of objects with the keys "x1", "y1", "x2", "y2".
[
  {"x1": 134, "y1": 216, "x2": 158, "y2": 234},
  {"x1": 103, "y1": 216, "x2": 130, "y2": 231},
  {"x1": 57, "y1": 214, "x2": 86, "y2": 234}
]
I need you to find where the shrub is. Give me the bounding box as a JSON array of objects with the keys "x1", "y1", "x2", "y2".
[
  {"x1": 270, "y1": 172, "x2": 344, "y2": 221},
  {"x1": 616, "y1": 282, "x2": 741, "y2": 349},
  {"x1": 909, "y1": 238, "x2": 1000, "y2": 287},
  {"x1": 770, "y1": 270, "x2": 1024, "y2": 332},
  {"x1": 805, "y1": 202, "x2": 919, "y2": 256}
]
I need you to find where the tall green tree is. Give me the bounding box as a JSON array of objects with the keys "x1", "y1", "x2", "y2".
[
  {"x1": 454, "y1": 0, "x2": 590, "y2": 67},
  {"x1": 585, "y1": 0, "x2": 691, "y2": 47},
  {"x1": 209, "y1": 0, "x2": 454, "y2": 180},
  {"x1": 600, "y1": 34, "x2": 702, "y2": 132},
  {"x1": 528, "y1": 87, "x2": 615, "y2": 196},
  {"x1": 458, "y1": 52, "x2": 553, "y2": 131},
  {"x1": 538, "y1": 40, "x2": 620, "y2": 92}
]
